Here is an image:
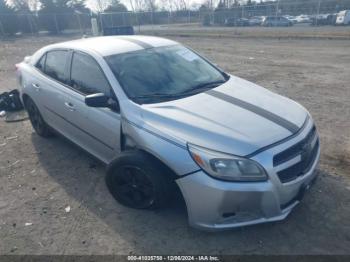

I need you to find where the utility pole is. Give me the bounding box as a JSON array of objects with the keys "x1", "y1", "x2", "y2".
[
  {"x1": 275, "y1": 0, "x2": 280, "y2": 19},
  {"x1": 316, "y1": 0, "x2": 321, "y2": 26}
]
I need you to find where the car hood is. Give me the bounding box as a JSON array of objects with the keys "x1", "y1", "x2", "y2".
[{"x1": 140, "y1": 75, "x2": 308, "y2": 156}]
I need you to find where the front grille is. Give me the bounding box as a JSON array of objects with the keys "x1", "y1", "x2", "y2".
[
  {"x1": 274, "y1": 126, "x2": 319, "y2": 183},
  {"x1": 274, "y1": 125, "x2": 316, "y2": 166}
]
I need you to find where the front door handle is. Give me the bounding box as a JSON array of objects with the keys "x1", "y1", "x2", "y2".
[
  {"x1": 32, "y1": 83, "x2": 40, "y2": 91},
  {"x1": 64, "y1": 102, "x2": 76, "y2": 111}
]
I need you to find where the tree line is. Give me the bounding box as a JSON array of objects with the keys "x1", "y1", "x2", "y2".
[
  {"x1": 0, "y1": 0, "x2": 129, "y2": 35},
  {"x1": 0, "y1": 0, "x2": 200, "y2": 35}
]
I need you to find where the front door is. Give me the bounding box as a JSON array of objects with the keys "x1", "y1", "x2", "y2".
[{"x1": 60, "y1": 51, "x2": 121, "y2": 163}]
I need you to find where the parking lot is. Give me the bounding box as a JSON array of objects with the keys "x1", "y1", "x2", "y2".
[
  {"x1": 139, "y1": 24, "x2": 350, "y2": 39},
  {"x1": 0, "y1": 27, "x2": 350, "y2": 254}
]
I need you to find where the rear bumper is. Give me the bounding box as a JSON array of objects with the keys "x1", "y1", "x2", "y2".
[{"x1": 176, "y1": 147, "x2": 320, "y2": 231}]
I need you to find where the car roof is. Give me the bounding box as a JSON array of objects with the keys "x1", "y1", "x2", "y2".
[{"x1": 44, "y1": 35, "x2": 178, "y2": 57}]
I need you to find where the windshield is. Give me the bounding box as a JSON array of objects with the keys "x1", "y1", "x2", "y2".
[{"x1": 105, "y1": 45, "x2": 228, "y2": 104}]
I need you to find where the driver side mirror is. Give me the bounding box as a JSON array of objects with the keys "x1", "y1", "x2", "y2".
[{"x1": 85, "y1": 93, "x2": 119, "y2": 112}]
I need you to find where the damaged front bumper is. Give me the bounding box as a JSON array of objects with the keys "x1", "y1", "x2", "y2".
[{"x1": 176, "y1": 148, "x2": 320, "y2": 231}]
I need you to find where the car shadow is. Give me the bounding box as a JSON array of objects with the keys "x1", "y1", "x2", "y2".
[{"x1": 30, "y1": 132, "x2": 350, "y2": 254}]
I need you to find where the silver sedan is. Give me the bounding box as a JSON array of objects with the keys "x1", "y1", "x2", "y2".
[{"x1": 17, "y1": 36, "x2": 320, "y2": 230}]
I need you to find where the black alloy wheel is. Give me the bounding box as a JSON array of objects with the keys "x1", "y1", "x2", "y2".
[
  {"x1": 112, "y1": 166, "x2": 156, "y2": 209},
  {"x1": 25, "y1": 98, "x2": 53, "y2": 137},
  {"x1": 106, "y1": 151, "x2": 173, "y2": 210}
]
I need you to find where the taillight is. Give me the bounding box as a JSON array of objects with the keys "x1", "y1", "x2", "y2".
[{"x1": 15, "y1": 64, "x2": 22, "y2": 85}]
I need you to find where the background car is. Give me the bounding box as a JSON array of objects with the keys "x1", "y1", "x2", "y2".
[
  {"x1": 311, "y1": 14, "x2": 337, "y2": 26},
  {"x1": 336, "y1": 10, "x2": 350, "y2": 25},
  {"x1": 225, "y1": 17, "x2": 250, "y2": 27},
  {"x1": 283, "y1": 15, "x2": 298, "y2": 24},
  {"x1": 224, "y1": 17, "x2": 236, "y2": 26},
  {"x1": 295, "y1": 14, "x2": 312, "y2": 23},
  {"x1": 248, "y1": 16, "x2": 264, "y2": 26},
  {"x1": 262, "y1": 16, "x2": 293, "y2": 27}
]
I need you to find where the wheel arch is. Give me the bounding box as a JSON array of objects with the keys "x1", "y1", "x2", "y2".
[
  {"x1": 138, "y1": 148, "x2": 181, "y2": 181},
  {"x1": 106, "y1": 148, "x2": 187, "y2": 211},
  {"x1": 112, "y1": 146, "x2": 180, "y2": 183},
  {"x1": 22, "y1": 93, "x2": 31, "y2": 107},
  {"x1": 119, "y1": 125, "x2": 182, "y2": 182}
]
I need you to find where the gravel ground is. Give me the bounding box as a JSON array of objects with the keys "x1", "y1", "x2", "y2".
[{"x1": 0, "y1": 29, "x2": 350, "y2": 255}]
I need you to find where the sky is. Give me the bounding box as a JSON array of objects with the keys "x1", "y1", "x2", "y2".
[
  {"x1": 120, "y1": 0, "x2": 209, "y2": 11},
  {"x1": 119, "y1": 1, "x2": 265, "y2": 11}
]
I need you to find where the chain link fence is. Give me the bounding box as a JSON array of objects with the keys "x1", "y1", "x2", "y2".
[
  {"x1": 0, "y1": 0, "x2": 349, "y2": 37},
  {"x1": 0, "y1": 13, "x2": 93, "y2": 36}
]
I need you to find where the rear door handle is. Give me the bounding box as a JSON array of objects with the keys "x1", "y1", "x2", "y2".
[
  {"x1": 64, "y1": 102, "x2": 76, "y2": 111},
  {"x1": 32, "y1": 83, "x2": 40, "y2": 91}
]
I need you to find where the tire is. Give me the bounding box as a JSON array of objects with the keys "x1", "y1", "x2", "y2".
[
  {"x1": 106, "y1": 151, "x2": 173, "y2": 209},
  {"x1": 25, "y1": 97, "x2": 53, "y2": 138}
]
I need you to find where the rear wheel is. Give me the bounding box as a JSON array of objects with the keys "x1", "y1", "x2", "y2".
[
  {"x1": 25, "y1": 97, "x2": 53, "y2": 137},
  {"x1": 106, "y1": 151, "x2": 172, "y2": 209}
]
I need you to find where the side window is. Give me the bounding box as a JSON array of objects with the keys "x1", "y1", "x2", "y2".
[
  {"x1": 45, "y1": 50, "x2": 69, "y2": 84},
  {"x1": 70, "y1": 52, "x2": 111, "y2": 96},
  {"x1": 36, "y1": 54, "x2": 46, "y2": 72}
]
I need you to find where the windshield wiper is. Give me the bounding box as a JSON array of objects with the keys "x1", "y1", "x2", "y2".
[
  {"x1": 131, "y1": 93, "x2": 180, "y2": 99},
  {"x1": 131, "y1": 92, "x2": 184, "y2": 104},
  {"x1": 177, "y1": 79, "x2": 228, "y2": 96},
  {"x1": 131, "y1": 79, "x2": 228, "y2": 103}
]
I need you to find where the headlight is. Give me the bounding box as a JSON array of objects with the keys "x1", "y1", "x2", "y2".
[{"x1": 188, "y1": 143, "x2": 268, "y2": 182}]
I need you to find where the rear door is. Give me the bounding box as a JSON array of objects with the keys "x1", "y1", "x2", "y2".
[
  {"x1": 24, "y1": 53, "x2": 47, "y2": 113},
  {"x1": 32, "y1": 50, "x2": 73, "y2": 136},
  {"x1": 61, "y1": 51, "x2": 121, "y2": 163}
]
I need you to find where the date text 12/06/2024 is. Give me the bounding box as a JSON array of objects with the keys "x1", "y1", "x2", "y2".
[{"x1": 127, "y1": 256, "x2": 220, "y2": 261}]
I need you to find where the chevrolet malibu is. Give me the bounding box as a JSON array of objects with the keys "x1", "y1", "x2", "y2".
[{"x1": 17, "y1": 36, "x2": 320, "y2": 230}]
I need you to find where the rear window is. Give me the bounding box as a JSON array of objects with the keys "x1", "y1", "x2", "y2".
[
  {"x1": 45, "y1": 50, "x2": 69, "y2": 84},
  {"x1": 35, "y1": 54, "x2": 46, "y2": 72}
]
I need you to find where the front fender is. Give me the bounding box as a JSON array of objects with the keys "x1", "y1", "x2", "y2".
[{"x1": 121, "y1": 119, "x2": 199, "y2": 176}]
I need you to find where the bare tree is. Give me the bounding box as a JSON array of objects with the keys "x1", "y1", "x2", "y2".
[
  {"x1": 6, "y1": 0, "x2": 40, "y2": 11},
  {"x1": 172, "y1": 0, "x2": 186, "y2": 11},
  {"x1": 202, "y1": 0, "x2": 221, "y2": 10},
  {"x1": 158, "y1": 0, "x2": 174, "y2": 12},
  {"x1": 128, "y1": 0, "x2": 135, "y2": 11},
  {"x1": 145, "y1": 0, "x2": 157, "y2": 12},
  {"x1": 129, "y1": 0, "x2": 147, "y2": 12},
  {"x1": 85, "y1": 0, "x2": 112, "y2": 12}
]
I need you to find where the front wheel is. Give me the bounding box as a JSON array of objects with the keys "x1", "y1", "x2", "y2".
[{"x1": 106, "y1": 151, "x2": 173, "y2": 209}]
